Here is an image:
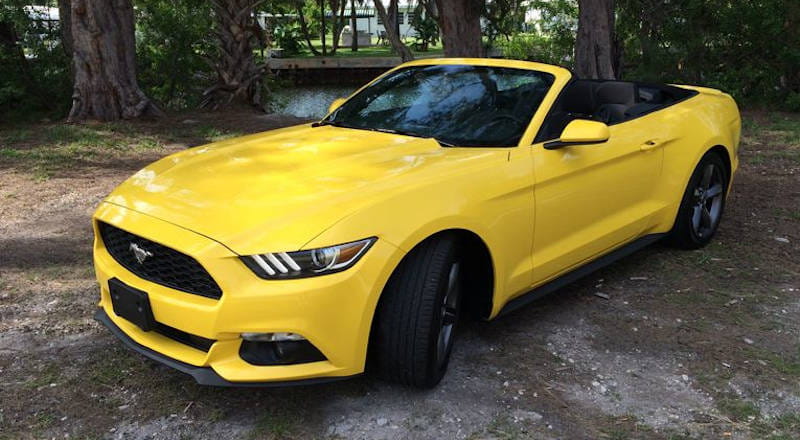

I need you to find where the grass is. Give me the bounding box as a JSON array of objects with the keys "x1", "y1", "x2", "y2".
[
  {"x1": 477, "y1": 416, "x2": 526, "y2": 440},
  {"x1": 752, "y1": 413, "x2": 800, "y2": 440},
  {"x1": 743, "y1": 115, "x2": 800, "y2": 165},
  {"x1": 0, "y1": 124, "x2": 153, "y2": 179},
  {"x1": 772, "y1": 207, "x2": 800, "y2": 221},
  {"x1": 767, "y1": 350, "x2": 800, "y2": 377},
  {"x1": 0, "y1": 128, "x2": 33, "y2": 144},
  {"x1": 765, "y1": 117, "x2": 800, "y2": 144},
  {"x1": 0, "y1": 119, "x2": 246, "y2": 180},
  {"x1": 248, "y1": 411, "x2": 300, "y2": 439},
  {"x1": 281, "y1": 34, "x2": 444, "y2": 58},
  {"x1": 24, "y1": 364, "x2": 62, "y2": 390},
  {"x1": 195, "y1": 125, "x2": 243, "y2": 142},
  {"x1": 718, "y1": 398, "x2": 761, "y2": 422},
  {"x1": 88, "y1": 348, "x2": 144, "y2": 386}
]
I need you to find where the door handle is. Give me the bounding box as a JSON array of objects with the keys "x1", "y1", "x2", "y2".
[{"x1": 640, "y1": 139, "x2": 662, "y2": 151}]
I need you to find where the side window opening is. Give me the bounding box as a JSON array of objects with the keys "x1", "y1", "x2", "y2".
[{"x1": 535, "y1": 80, "x2": 698, "y2": 143}]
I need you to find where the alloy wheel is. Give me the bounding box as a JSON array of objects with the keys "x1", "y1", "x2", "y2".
[
  {"x1": 691, "y1": 163, "x2": 725, "y2": 239},
  {"x1": 436, "y1": 262, "x2": 461, "y2": 368}
]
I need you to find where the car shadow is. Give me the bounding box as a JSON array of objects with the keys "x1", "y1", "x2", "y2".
[{"x1": 76, "y1": 242, "x2": 676, "y2": 437}]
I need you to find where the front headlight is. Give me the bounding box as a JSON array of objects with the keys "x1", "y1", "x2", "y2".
[{"x1": 241, "y1": 237, "x2": 376, "y2": 279}]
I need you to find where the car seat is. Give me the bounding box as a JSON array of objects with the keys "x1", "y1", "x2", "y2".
[{"x1": 594, "y1": 82, "x2": 637, "y2": 124}]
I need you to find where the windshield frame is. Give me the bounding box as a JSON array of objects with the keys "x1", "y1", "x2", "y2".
[{"x1": 317, "y1": 64, "x2": 558, "y2": 148}]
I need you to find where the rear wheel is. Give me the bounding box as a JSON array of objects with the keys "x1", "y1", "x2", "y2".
[
  {"x1": 372, "y1": 234, "x2": 463, "y2": 388},
  {"x1": 668, "y1": 152, "x2": 729, "y2": 249}
]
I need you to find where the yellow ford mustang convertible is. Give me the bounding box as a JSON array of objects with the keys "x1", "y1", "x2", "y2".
[{"x1": 93, "y1": 58, "x2": 740, "y2": 388}]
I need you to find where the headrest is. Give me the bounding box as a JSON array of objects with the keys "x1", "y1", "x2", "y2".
[
  {"x1": 647, "y1": 90, "x2": 664, "y2": 103},
  {"x1": 559, "y1": 80, "x2": 596, "y2": 115},
  {"x1": 596, "y1": 82, "x2": 637, "y2": 106}
]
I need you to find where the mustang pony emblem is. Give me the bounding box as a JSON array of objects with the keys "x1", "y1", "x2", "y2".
[{"x1": 129, "y1": 243, "x2": 153, "y2": 264}]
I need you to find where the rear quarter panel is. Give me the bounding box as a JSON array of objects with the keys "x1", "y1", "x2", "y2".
[{"x1": 649, "y1": 88, "x2": 741, "y2": 233}]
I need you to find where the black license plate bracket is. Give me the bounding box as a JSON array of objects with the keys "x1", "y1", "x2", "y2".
[{"x1": 109, "y1": 278, "x2": 156, "y2": 332}]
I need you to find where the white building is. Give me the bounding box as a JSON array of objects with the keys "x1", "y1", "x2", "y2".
[
  {"x1": 346, "y1": 1, "x2": 421, "y2": 41},
  {"x1": 257, "y1": 1, "x2": 423, "y2": 45}
]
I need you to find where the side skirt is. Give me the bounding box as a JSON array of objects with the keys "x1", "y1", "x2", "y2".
[{"x1": 496, "y1": 233, "x2": 666, "y2": 318}]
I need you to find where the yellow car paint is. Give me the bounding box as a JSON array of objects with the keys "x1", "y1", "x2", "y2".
[
  {"x1": 93, "y1": 58, "x2": 740, "y2": 384},
  {"x1": 556, "y1": 119, "x2": 611, "y2": 144}
]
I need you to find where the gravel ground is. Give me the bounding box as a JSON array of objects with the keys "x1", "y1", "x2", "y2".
[{"x1": 0, "y1": 109, "x2": 798, "y2": 439}]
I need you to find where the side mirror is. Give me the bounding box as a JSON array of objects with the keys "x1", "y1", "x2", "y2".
[
  {"x1": 544, "y1": 119, "x2": 610, "y2": 150},
  {"x1": 328, "y1": 97, "x2": 347, "y2": 114}
]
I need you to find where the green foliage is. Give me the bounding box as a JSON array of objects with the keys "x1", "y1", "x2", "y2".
[
  {"x1": 528, "y1": 0, "x2": 577, "y2": 62},
  {"x1": 134, "y1": 0, "x2": 215, "y2": 111},
  {"x1": 498, "y1": 0, "x2": 576, "y2": 66},
  {"x1": 616, "y1": 0, "x2": 800, "y2": 110},
  {"x1": 301, "y1": 0, "x2": 323, "y2": 37},
  {"x1": 785, "y1": 93, "x2": 800, "y2": 113},
  {"x1": 484, "y1": 0, "x2": 528, "y2": 44},
  {"x1": 497, "y1": 32, "x2": 572, "y2": 65},
  {"x1": 410, "y1": 4, "x2": 438, "y2": 51},
  {"x1": 273, "y1": 22, "x2": 303, "y2": 56},
  {"x1": 0, "y1": 1, "x2": 71, "y2": 121}
]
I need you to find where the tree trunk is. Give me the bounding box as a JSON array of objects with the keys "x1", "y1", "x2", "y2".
[
  {"x1": 421, "y1": 0, "x2": 438, "y2": 23},
  {"x1": 203, "y1": 0, "x2": 266, "y2": 110},
  {"x1": 296, "y1": 2, "x2": 321, "y2": 56},
  {"x1": 435, "y1": 0, "x2": 483, "y2": 57},
  {"x1": 329, "y1": 0, "x2": 347, "y2": 54},
  {"x1": 57, "y1": 0, "x2": 73, "y2": 58},
  {"x1": 373, "y1": 0, "x2": 413, "y2": 61},
  {"x1": 575, "y1": 0, "x2": 616, "y2": 79},
  {"x1": 68, "y1": 0, "x2": 162, "y2": 122},
  {"x1": 319, "y1": 0, "x2": 327, "y2": 55},
  {"x1": 350, "y1": 0, "x2": 358, "y2": 51}
]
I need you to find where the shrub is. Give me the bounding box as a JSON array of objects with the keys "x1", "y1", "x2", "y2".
[
  {"x1": 0, "y1": 4, "x2": 71, "y2": 121},
  {"x1": 134, "y1": 0, "x2": 216, "y2": 111},
  {"x1": 785, "y1": 93, "x2": 800, "y2": 113},
  {"x1": 498, "y1": 33, "x2": 572, "y2": 66},
  {"x1": 273, "y1": 22, "x2": 303, "y2": 56}
]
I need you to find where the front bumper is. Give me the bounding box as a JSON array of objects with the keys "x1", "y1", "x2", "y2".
[
  {"x1": 94, "y1": 309, "x2": 359, "y2": 386},
  {"x1": 93, "y1": 202, "x2": 400, "y2": 385}
]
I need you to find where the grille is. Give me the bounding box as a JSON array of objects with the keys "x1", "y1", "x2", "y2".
[{"x1": 98, "y1": 222, "x2": 223, "y2": 299}]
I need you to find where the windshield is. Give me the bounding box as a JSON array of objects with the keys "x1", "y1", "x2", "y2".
[{"x1": 323, "y1": 64, "x2": 555, "y2": 147}]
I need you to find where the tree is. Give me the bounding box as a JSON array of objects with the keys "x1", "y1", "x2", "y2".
[
  {"x1": 410, "y1": 2, "x2": 438, "y2": 51},
  {"x1": 295, "y1": 0, "x2": 321, "y2": 55},
  {"x1": 327, "y1": 0, "x2": 348, "y2": 55},
  {"x1": 318, "y1": 0, "x2": 327, "y2": 55},
  {"x1": 436, "y1": 0, "x2": 483, "y2": 57},
  {"x1": 373, "y1": 0, "x2": 413, "y2": 61},
  {"x1": 574, "y1": 0, "x2": 616, "y2": 79},
  {"x1": 57, "y1": 0, "x2": 72, "y2": 58},
  {"x1": 0, "y1": 5, "x2": 38, "y2": 101},
  {"x1": 203, "y1": 0, "x2": 266, "y2": 110},
  {"x1": 349, "y1": 0, "x2": 359, "y2": 51},
  {"x1": 484, "y1": 0, "x2": 526, "y2": 44},
  {"x1": 68, "y1": 0, "x2": 162, "y2": 121},
  {"x1": 135, "y1": 0, "x2": 215, "y2": 110}
]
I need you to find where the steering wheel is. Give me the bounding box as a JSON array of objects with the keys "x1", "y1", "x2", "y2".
[
  {"x1": 486, "y1": 113, "x2": 526, "y2": 128},
  {"x1": 449, "y1": 112, "x2": 526, "y2": 146}
]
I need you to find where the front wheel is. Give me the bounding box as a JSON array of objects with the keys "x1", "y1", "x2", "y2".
[
  {"x1": 372, "y1": 235, "x2": 463, "y2": 388},
  {"x1": 668, "y1": 151, "x2": 729, "y2": 249}
]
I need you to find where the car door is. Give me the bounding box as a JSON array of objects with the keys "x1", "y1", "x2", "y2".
[{"x1": 530, "y1": 117, "x2": 665, "y2": 286}]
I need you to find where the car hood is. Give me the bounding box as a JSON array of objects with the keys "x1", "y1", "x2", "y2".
[{"x1": 105, "y1": 124, "x2": 475, "y2": 255}]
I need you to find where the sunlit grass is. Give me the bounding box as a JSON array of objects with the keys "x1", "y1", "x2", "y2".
[
  {"x1": 0, "y1": 123, "x2": 174, "y2": 179},
  {"x1": 283, "y1": 34, "x2": 444, "y2": 58}
]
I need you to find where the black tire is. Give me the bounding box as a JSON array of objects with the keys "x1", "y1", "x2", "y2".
[
  {"x1": 372, "y1": 234, "x2": 463, "y2": 388},
  {"x1": 668, "y1": 151, "x2": 729, "y2": 249}
]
